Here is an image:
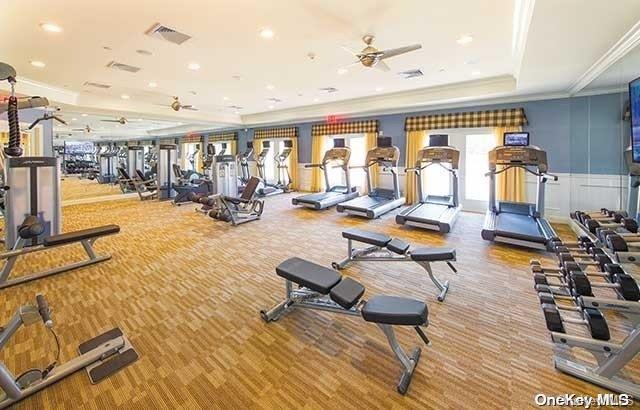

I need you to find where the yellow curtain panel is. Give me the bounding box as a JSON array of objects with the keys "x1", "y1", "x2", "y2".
[
  {"x1": 365, "y1": 132, "x2": 379, "y2": 189},
  {"x1": 310, "y1": 134, "x2": 325, "y2": 192},
  {"x1": 289, "y1": 138, "x2": 299, "y2": 190},
  {"x1": 493, "y1": 126, "x2": 526, "y2": 202},
  {"x1": 404, "y1": 130, "x2": 428, "y2": 204}
]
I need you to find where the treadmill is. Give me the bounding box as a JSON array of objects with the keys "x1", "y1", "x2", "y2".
[
  {"x1": 396, "y1": 134, "x2": 462, "y2": 233},
  {"x1": 481, "y1": 131, "x2": 558, "y2": 249},
  {"x1": 292, "y1": 138, "x2": 359, "y2": 209},
  {"x1": 336, "y1": 136, "x2": 406, "y2": 219}
]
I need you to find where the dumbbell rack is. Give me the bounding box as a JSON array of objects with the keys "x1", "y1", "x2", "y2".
[{"x1": 532, "y1": 235, "x2": 640, "y2": 398}]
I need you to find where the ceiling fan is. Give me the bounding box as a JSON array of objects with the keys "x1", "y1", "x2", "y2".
[
  {"x1": 341, "y1": 35, "x2": 422, "y2": 72},
  {"x1": 158, "y1": 96, "x2": 198, "y2": 112},
  {"x1": 101, "y1": 116, "x2": 127, "y2": 124},
  {"x1": 72, "y1": 125, "x2": 92, "y2": 133}
]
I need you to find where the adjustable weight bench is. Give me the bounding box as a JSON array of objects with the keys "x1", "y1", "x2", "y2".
[
  {"x1": 332, "y1": 228, "x2": 458, "y2": 301},
  {"x1": 0, "y1": 216, "x2": 120, "y2": 289},
  {"x1": 261, "y1": 257, "x2": 431, "y2": 394}
]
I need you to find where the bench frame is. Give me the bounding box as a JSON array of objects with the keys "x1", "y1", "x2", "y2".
[
  {"x1": 261, "y1": 278, "x2": 426, "y2": 394},
  {"x1": 0, "y1": 231, "x2": 116, "y2": 290},
  {"x1": 333, "y1": 237, "x2": 457, "y2": 301}
]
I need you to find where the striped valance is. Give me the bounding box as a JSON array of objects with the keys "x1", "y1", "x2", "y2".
[
  {"x1": 181, "y1": 133, "x2": 203, "y2": 143},
  {"x1": 254, "y1": 127, "x2": 298, "y2": 140},
  {"x1": 208, "y1": 132, "x2": 238, "y2": 142},
  {"x1": 160, "y1": 138, "x2": 179, "y2": 145},
  {"x1": 312, "y1": 120, "x2": 378, "y2": 136},
  {"x1": 405, "y1": 108, "x2": 528, "y2": 131}
]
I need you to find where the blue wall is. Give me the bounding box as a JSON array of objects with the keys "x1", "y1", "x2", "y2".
[{"x1": 216, "y1": 91, "x2": 629, "y2": 175}]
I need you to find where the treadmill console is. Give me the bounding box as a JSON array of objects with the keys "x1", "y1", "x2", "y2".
[
  {"x1": 323, "y1": 147, "x2": 351, "y2": 165},
  {"x1": 367, "y1": 146, "x2": 400, "y2": 165},
  {"x1": 416, "y1": 146, "x2": 460, "y2": 168},
  {"x1": 489, "y1": 146, "x2": 548, "y2": 172}
]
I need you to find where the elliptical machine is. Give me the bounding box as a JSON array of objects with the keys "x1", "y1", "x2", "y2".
[{"x1": 237, "y1": 141, "x2": 254, "y2": 194}]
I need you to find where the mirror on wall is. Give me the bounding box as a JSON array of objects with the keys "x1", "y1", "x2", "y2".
[{"x1": 568, "y1": 45, "x2": 640, "y2": 218}]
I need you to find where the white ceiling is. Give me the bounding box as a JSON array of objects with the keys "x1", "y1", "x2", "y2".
[{"x1": 1, "y1": 0, "x2": 640, "y2": 133}]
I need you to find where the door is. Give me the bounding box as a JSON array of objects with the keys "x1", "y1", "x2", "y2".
[{"x1": 323, "y1": 134, "x2": 367, "y2": 192}]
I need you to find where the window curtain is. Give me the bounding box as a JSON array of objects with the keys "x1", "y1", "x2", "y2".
[
  {"x1": 404, "y1": 130, "x2": 428, "y2": 204},
  {"x1": 310, "y1": 134, "x2": 325, "y2": 192},
  {"x1": 365, "y1": 132, "x2": 379, "y2": 190},
  {"x1": 493, "y1": 126, "x2": 526, "y2": 202},
  {"x1": 288, "y1": 138, "x2": 299, "y2": 191}
]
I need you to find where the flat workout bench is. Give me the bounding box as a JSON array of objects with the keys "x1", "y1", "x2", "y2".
[
  {"x1": 0, "y1": 216, "x2": 120, "y2": 289},
  {"x1": 261, "y1": 257, "x2": 431, "y2": 394},
  {"x1": 333, "y1": 228, "x2": 458, "y2": 301}
]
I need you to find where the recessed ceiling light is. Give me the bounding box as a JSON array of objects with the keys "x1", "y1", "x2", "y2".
[
  {"x1": 266, "y1": 84, "x2": 275, "y2": 90},
  {"x1": 457, "y1": 35, "x2": 474, "y2": 45},
  {"x1": 30, "y1": 60, "x2": 46, "y2": 68},
  {"x1": 234, "y1": 110, "x2": 240, "y2": 115},
  {"x1": 148, "y1": 81, "x2": 157, "y2": 88},
  {"x1": 81, "y1": 113, "x2": 88, "y2": 117},
  {"x1": 71, "y1": 118, "x2": 77, "y2": 121},
  {"x1": 313, "y1": 98, "x2": 320, "y2": 102},
  {"x1": 471, "y1": 71, "x2": 481, "y2": 76},
  {"x1": 268, "y1": 105, "x2": 275, "y2": 109},
  {"x1": 337, "y1": 68, "x2": 348, "y2": 75},
  {"x1": 375, "y1": 86, "x2": 384, "y2": 92},
  {"x1": 188, "y1": 62, "x2": 201, "y2": 70},
  {"x1": 40, "y1": 23, "x2": 62, "y2": 33},
  {"x1": 121, "y1": 94, "x2": 130, "y2": 99},
  {"x1": 439, "y1": 67, "x2": 446, "y2": 72},
  {"x1": 223, "y1": 96, "x2": 229, "y2": 101},
  {"x1": 259, "y1": 28, "x2": 275, "y2": 39}
]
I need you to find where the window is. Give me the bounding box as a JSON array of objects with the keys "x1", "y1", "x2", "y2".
[
  {"x1": 322, "y1": 134, "x2": 366, "y2": 191},
  {"x1": 465, "y1": 133, "x2": 495, "y2": 201},
  {"x1": 421, "y1": 162, "x2": 452, "y2": 198},
  {"x1": 262, "y1": 140, "x2": 289, "y2": 183}
]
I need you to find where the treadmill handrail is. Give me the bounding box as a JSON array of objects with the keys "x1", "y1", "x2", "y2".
[{"x1": 485, "y1": 164, "x2": 547, "y2": 179}]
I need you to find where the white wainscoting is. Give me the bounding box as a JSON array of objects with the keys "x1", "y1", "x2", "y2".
[{"x1": 298, "y1": 164, "x2": 630, "y2": 224}]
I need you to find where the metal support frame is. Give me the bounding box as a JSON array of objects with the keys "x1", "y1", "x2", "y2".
[
  {"x1": 332, "y1": 238, "x2": 455, "y2": 301},
  {"x1": 260, "y1": 279, "x2": 426, "y2": 394},
  {"x1": 0, "y1": 236, "x2": 112, "y2": 290}
]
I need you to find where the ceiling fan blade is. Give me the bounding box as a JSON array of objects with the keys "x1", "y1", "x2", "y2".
[
  {"x1": 183, "y1": 106, "x2": 199, "y2": 111},
  {"x1": 101, "y1": 119, "x2": 120, "y2": 123},
  {"x1": 340, "y1": 45, "x2": 361, "y2": 57},
  {"x1": 379, "y1": 44, "x2": 422, "y2": 60},
  {"x1": 374, "y1": 60, "x2": 391, "y2": 72}
]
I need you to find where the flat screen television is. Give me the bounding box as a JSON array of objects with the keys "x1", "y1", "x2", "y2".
[
  {"x1": 504, "y1": 132, "x2": 529, "y2": 146},
  {"x1": 333, "y1": 138, "x2": 345, "y2": 148},
  {"x1": 377, "y1": 136, "x2": 392, "y2": 148},
  {"x1": 429, "y1": 134, "x2": 448, "y2": 147},
  {"x1": 630, "y1": 77, "x2": 640, "y2": 162}
]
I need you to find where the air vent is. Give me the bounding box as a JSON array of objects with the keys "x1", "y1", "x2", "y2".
[
  {"x1": 136, "y1": 49, "x2": 153, "y2": 56},
  {"x1": 145, "y1": 23, "x2": 191, "y2": 45},
  {"x1": 106, "y1": 61, "x2": 141, "y2": 73},
  {"x1": 267, "y1": 98, "x2": 282, "y2": 103},
  {"x1": 228, "y1": 105, "x2": 243, "y2": 110},
  {"x1": 83, "y1": 81, "x2": 111, "y2": 89},
  {"x1": 318, "y1": 87, "x2": 338, "y2": 94},
  {"x1": 398, "y1": 69, "x2": 424, "y2": 79}
]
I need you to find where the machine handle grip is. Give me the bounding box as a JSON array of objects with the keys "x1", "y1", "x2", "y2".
[
  {"x1": 36, "y1": 294, "x2": 53, "y2": 327},
  {"x1": 414, "y1": 326, "x2": 430, "y2": 346},
  {"x1": 304, "y1": 164, "x2": 321, "y2": 168}
]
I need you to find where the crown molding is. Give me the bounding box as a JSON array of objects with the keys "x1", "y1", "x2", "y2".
[
  {"x1": 0, "y1": 76, "x2": 79, "y2": 105},
  {"x1": 512, "y1": 0, "x2": 536, "y2": 81},
  {"x1": 569, "y1": 19, "x2": 640, "y2": 95}
]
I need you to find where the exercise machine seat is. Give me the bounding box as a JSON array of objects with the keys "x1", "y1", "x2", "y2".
[
  {"x1": 276, "y1": 257, "x2": 341, "y2": 294},
  {"x1": 362, "y1": 295, "x2": 428, "y2": 326},
  {"x1": 43, "y1": 225, "x2": 120, "y2": 247},
  {"x1": 342, "y1": 228, "x2": 391, "y2": 247},
  {"x1": 410, "y1": 248, "x2": 456, "y2": 262},
  {"x1": 17, "y1": 215, "x2": 45, "y2": 239}
]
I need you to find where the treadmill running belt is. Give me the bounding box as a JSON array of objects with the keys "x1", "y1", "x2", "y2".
[
  {"x1": 407, "y1": 204, "x2": 448, "y2": 221},
  {"x1": 495, "y1": 213, "x2": 546, "y2": 243},
  {"x1": 342, "y1": 195, "x2": 387, "y2": 209},
  {"x1": 297, "y1": 192, "x2": 340, "y2": 202}
]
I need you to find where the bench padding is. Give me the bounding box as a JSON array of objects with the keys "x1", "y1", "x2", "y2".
[
  {"x1": 410, "y1": 248, "x2": 456, "y2": 262},
  {"x1": 330, "y1": 277, "x2": 365, "y2": 310},
  {"x1": 43, "y1": 224, "x2": 120, "y2": 247},
  {"x1": 342, "y1": 228, "x2": 391, "y2": 247},
  {"x1": 362, "y1": 295, "x2": 428, "y2": 326},
  {"x1": 387, "y1": 238, "x2": 410, "y2": 255},
  {"x1": 276, "y1": 257, "x2": 341, "y2": 294}
]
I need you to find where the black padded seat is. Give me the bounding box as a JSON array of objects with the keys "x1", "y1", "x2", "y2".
[
  {"x1": 43, "y1": 225, "x2": 120, "y2": 247},
  {"x1": 410, "y1": 248, "x2": 456, "y2": 262},
  {"x1": 387, "y1": 238, "x2": 410, "y2": 255},
  {"x1": 342, "y1": 228, "x2": 391, "y2": 247},
  {"x1": 276, "y1": 257, "x2": 341, "y2": 294},
  {"x1": 330, "y1": 277, "x2": 365, "y2": 310},
  {"x1": 362, "y1": 295, "x2": 428, "y2": 326}
]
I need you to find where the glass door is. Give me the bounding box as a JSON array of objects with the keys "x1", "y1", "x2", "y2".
[{"x1": 323, "y1": 134, "x2": 366, "y2": 191}]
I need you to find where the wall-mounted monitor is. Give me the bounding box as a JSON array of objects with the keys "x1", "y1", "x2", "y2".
[
  {"x1": 630, "y1": 77, "x2": 640, "y2": 162},
  {"x1": 333, "y1": 138, "x2": 345, "y2": 148},
  {"x1": 247, "y1": 141, "x2": 253, "y2": 148},
  {"x1": 262, "y1": 141, "x2": 270, "y2": 148},
  {"x1": 429, "y1": 134, "x2": 448, "y2": 147},
  {"x1": 284, "y1": 140, "x2": 293, "y2": 148},
  {"x1": 377, "y1": 136, "x2": 392, "y2": 148},
  {"x1": 504, "y1": 132, "x2": 529, "y2": 146}
]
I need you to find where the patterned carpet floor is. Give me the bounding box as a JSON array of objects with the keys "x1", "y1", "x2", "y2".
[{"x1": 1, "y1": 188, "x2": 639, "y2": 409}]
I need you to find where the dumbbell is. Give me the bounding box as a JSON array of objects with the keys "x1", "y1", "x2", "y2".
[
  {"x1": 586, "y1": 217, "x2": 638, "y2": 235},
  {"x1": 558, "y1": 252, "x2": 611, "y2": 271},
  {"x1": 562, "y1": 262, "x2": 640, "y2": 301},
  {"x1": 532, "y1": 269, "x2": 593, "y2": 297},
  {"x1": 539, "y1": 295, "x2": 610, "y2": 341}
]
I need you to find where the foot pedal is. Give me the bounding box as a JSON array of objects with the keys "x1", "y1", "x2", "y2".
[{"x1": 78, "y1": 327, "x2": 139, "y2": 384}]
